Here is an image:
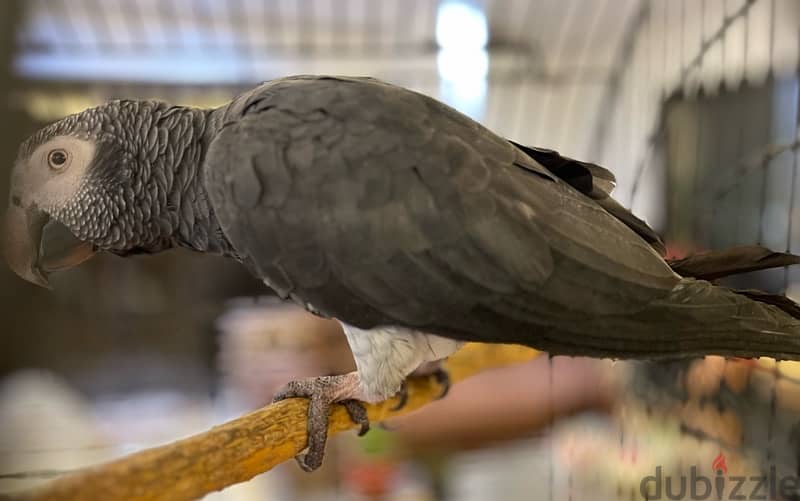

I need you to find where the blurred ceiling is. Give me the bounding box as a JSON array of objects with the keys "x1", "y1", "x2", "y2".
[{"x1": 14, "y1": 0, "x2": 640, "y2": 84}]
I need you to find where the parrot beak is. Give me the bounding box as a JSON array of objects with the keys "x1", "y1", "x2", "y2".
[{"x1": 3, "y1": 203, "x2": 96, "y2": 288}]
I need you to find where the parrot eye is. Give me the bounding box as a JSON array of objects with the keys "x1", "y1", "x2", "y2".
[{"x1": 47, "y1": 149, "x2": 70, "y2": 170}]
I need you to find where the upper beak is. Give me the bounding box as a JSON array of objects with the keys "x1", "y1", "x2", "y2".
[{"x1": 3, "y1": 203, "x2": 96, "y2": 288}]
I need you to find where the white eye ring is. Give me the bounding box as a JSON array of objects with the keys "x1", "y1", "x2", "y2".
[{"x1": 47, "y1": 149, "x2": 70, "y2": 170}]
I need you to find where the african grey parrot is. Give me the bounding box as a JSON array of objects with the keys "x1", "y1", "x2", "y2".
[{"x1": 5, "y1": 75, "x2": 800, "y2": 471}]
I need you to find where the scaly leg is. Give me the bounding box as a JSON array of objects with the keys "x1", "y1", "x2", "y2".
[
  {"x1": 272, "y1": 372, "x2": 369, "y2": 472},
  {"x1": 274, "y1": 324, "x2": 463, "y2": 472}
]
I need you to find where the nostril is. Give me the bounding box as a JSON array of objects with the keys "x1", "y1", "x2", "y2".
[{"x1": 11, "y1": 195, "x2": 22, "y2": 207}]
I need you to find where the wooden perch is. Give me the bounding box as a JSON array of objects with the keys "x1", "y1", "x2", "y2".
[{"x1": 9, "y1": 343, "x2": 538, "y2": 501}]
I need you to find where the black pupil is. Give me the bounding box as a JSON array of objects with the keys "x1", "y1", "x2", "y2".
[{"x1": 50, "y1": 151, "x2": 66, "y2": 166}]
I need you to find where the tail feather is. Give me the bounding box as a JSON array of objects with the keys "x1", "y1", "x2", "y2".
[
  {"x1": 733, "y1": 289, "x2": 800, "y2": 320},
  {"x1": 667, "y1": 245, "x2": 800, "y2": 281},
  {"x1": 539, "y1": 278, "x2": 800, "y2": 361},
  {"x1": 640, "y1": 278, "x2": 800, "y2": 360},
  {"x1": 666, "y1": 245, "x2": 800, "y2": 320}
]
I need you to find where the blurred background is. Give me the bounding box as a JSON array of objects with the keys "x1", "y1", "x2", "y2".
[{"x1": 0, "y1": 0, "x2": 799, "y2": 499}]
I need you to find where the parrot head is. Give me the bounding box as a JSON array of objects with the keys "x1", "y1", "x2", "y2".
[{"x1": 4, "y1": 100, "x2": 209, "y2": 288}]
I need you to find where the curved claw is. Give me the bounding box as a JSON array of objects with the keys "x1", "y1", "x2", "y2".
[
  {"x1": 343, "y1": 399, "x2": 370, "y2": 436},
  {"x1": 390, "y1": 381, "x2": 409, "y2": 411},
  {"x1": 271, "y1": 373, "x2": 369, "y2": 472},
  {"x1": 388, "y1": 368, "x2": 450, "y2": 413},
  {"x1": 433, "y1": 368, "x2": 451, "y2": 399}
]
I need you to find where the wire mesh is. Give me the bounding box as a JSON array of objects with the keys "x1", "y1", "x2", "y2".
[{"x1": 608, "y1": 1, "x2": 800, "y2": 496}]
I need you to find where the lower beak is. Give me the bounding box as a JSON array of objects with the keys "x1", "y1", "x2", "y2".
[{"x1": 3, "y1": 204, "x2": 95, "y2": 288}]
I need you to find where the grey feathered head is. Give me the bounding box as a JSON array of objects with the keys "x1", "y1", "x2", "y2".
[{"x1": 4, "y1": 100, "x2": 210, "y2": 287}]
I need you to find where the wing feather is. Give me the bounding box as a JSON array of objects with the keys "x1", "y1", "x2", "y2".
[
  {"x1": 510, "y1": 140, "x2": 666, "y2": 255},
  {"x1": 204, "y1": 76, "x2": 679, "y2": 346}
]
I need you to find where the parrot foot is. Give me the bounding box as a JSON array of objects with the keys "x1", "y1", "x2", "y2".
[
  {"x1": 390, "y1": 383, "x2": 409, "y2": 411},
  {"x1": 389, "y1": 366, "x2": 451, "y2": 411},
  {"x1": 431, "y1": 367, "x2": 451, "y2": 398},
  {"x1": 272, "y1": 372, "x2": 369, "y2": 472}
]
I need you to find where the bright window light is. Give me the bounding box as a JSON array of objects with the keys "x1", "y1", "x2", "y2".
[
  {"x1": 435, "y1": 1, "x2": 489, "y2": 50},
  {"x1": 435, "y1": 1, "x2": 489, "y2": 120},
  {"x1": 437, "y1": 47, "x2": 489, "y2": 84}
]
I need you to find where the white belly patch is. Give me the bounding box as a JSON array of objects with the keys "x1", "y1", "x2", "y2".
[{"x1": 339, "y1": 323, "x2": 463, "y2": 402}]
